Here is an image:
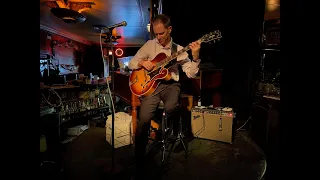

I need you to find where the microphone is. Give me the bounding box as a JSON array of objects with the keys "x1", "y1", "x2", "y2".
[{"x1": 103, "y1": 21, "x2": 127, "y2": 29}]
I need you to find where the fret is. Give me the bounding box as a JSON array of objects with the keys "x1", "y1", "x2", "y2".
[
  {"x1": 160, "y1": 46, "x2": 190, "y2": 67},
  {"x1": 154, "y1": 31, "x2": 221, "y2": 69}
]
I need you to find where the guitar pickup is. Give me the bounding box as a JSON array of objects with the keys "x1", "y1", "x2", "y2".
[{"x1": 129, "y1": 76, "x2": 138, "y2": 86}]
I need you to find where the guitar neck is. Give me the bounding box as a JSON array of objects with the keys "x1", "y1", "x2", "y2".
[
  {"x1": 155, "y1": 30, "x2": 222, "y2": 68},
  {"x1": 160, "y1": 45, "x2": 191, "y2": 67}
]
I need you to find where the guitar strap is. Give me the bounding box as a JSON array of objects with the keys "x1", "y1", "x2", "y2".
[
  {"x1": 164, "y1": 42, "x2": 177, "y2": 68},
  {"x1": 171, "y1": 42, "x2": 177, "y2": 63}
]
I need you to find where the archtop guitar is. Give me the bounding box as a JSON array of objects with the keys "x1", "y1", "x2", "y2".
[{"x1": 129, "y1": 30, "x2": 222, "y2": 97}]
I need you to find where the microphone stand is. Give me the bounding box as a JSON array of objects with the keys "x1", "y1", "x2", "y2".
[
  {"x1": 103, "y1": 25, "x2": 128, "y2": 176},
  {"x1": 104, "y1": 27, "x2": 116, "y2": 173},
  {"x1": 109, "y1": 27, "x2": 116, "y2": 172}
]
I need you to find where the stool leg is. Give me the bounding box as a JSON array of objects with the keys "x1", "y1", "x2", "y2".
[
  {"x1": 161, "y1": 110, "x2": 168, "y2": 163},
  {"x1": 145, "y1": 110, "x2": 169, "y2": 163},
  {"x1": 178, "y1": 116, "x2": 188, "y2": 158},
  {"x1": 178, "y1": 134, "x2": 188, "y2": 158},
  {"x1": 161, "y1": 142, "x2": 166, "y2": 162}
]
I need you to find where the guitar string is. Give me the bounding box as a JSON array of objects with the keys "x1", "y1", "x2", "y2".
[
  {"x1": 148, "y1": 46, "x2": 190, "y2": 75},
  {"x1": 147, "y1": 31, "x2": 221, "y2": 74}
]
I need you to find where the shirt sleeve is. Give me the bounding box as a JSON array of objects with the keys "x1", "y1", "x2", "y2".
[
  {"x1": 128, "y1": 40, "x2": 152, "y2": 70},
  {"x1": 177, "y1": 48, "x2": 201, "y2": 78}
]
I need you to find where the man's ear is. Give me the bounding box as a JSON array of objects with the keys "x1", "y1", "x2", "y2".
[{"x1": 168, "y1": 26, "x2": 172, "y2": 34}]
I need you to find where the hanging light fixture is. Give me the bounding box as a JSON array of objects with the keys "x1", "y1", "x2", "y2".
[{"x1": 44, "y1": 0, "x2": 95, "y2": 23}]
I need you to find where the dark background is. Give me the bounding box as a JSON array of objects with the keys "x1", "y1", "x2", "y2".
[{"x1": 162, "y1": 0, "x2": 266, "y2": 120}]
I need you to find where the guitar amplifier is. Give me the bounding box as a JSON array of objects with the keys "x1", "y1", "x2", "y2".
[{"x1": 191, "y1": 107, "x2": 235, "y2": 144}]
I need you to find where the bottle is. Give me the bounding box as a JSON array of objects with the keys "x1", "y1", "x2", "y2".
[{"x1": 197, "y1": 96, "x2": 201, "y2": 107}]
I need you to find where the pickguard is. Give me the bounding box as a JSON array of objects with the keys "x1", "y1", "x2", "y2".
[{"x1": 147, "y1": 68, "x2": 161, "y2": 80}]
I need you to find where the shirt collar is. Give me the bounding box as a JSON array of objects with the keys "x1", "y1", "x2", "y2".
[{"x1": 155, "y1": 38, "x2": 173, "y2": 50}]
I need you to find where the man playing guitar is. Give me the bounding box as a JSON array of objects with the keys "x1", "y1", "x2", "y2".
[{"x1": 128, "y1": 14, "x2": 201, "y2": 179}]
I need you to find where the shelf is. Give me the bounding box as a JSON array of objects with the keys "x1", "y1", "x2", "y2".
[
  {"x1": 40, "y1": 78, "x2": 111, "y2": 90},
  {"x1": 40, "y1": 84, "x2": 79, "y2": 90},
  {"x1": 60, "y1": 106, "x2": 110, "y2": 125}
]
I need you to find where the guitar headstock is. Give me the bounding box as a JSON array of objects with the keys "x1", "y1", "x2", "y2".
[{"x1": 199, "y1": 30, "x2": 222, "y2": 43}]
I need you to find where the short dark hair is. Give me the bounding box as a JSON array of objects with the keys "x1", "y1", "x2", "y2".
[{"x1": 152, "y1": 14, "x2": 171, "y2": 28}]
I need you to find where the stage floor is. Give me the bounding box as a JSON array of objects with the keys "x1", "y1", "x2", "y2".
[{"x1": 59, "y1": 127, "x2": 267, "y2": 180}]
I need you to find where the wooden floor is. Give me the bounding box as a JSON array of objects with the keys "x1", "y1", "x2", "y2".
[{"x1": 55, "y1": 127, "x2": 267, "y2": 180}]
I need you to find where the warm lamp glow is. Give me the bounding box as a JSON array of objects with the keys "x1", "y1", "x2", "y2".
[
  {"x1": 147, "y1": 23, "x2": 151, "y2": 32},
  {"x1": 45, "y1": 0, "x2": 95, "y2": 13},
  {"x1": 55, "y1": 1, "x2": 67, "y2": 8},
  {"x1": 78, "y1": 8, "x2": 90, "y2": 13},
  {"x1": 266, "y1": 0, "x2": 280, "y2": 12}
]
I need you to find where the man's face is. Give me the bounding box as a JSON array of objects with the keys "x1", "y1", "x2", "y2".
[{"x1": 153, "y1": 22, "x2": 172, "y2": 47}]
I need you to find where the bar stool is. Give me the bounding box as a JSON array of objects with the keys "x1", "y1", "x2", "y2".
[{"x1": 146, "y1": 96, "x2": 189, "y2": 163}]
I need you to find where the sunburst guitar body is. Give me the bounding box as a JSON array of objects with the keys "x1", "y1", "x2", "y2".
[
  {"x1": 129, "y1": 30, "x2": 222, "y2": 97},
  {"x1": 129, "y1": 53, "x2": 171, "y2": 97}
]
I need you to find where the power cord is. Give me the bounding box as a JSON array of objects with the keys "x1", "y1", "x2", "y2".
[
  {"x1": 236, "y1": 102, "x2": 269, "y2": 131},
  {"x1": 236, "y1": 116, "x2": 251, "y2": 131},
  {"x1": 188, "y1": 112, "x2": 205, "y2": 151}
]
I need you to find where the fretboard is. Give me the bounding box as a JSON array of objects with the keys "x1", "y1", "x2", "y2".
[{"x1": 156, "y1": 46, "x2": 190, "y2": 68}]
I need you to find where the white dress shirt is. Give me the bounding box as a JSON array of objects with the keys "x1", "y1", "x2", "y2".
[{"x1": 128, "y1": 38, "x2": 201, "y2": 81}]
